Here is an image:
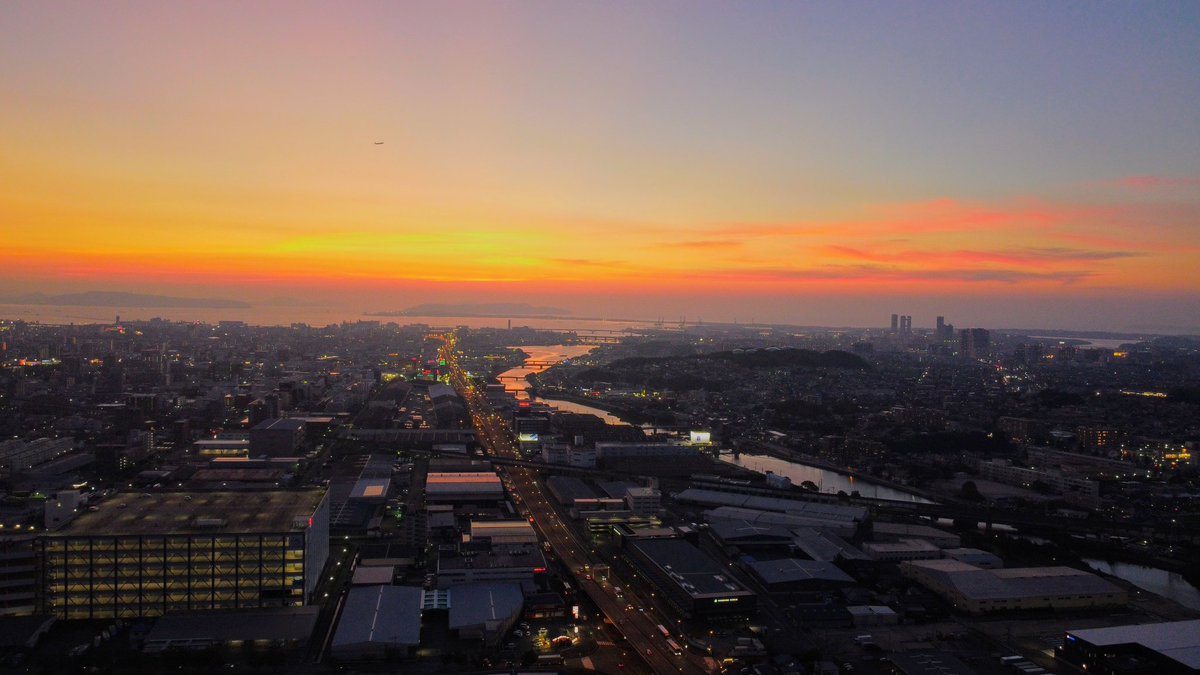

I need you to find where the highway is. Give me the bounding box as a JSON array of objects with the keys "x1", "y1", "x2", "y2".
[{"x1": 439, "y1": 334, "x2": 713, "y2": 675}]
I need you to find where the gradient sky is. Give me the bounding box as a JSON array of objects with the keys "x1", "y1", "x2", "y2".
[{"x1": 2, "y1": 2, "x2": 1199, "y2": 331}]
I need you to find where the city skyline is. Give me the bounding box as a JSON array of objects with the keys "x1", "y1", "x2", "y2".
[{"x1": 3, "y1": 2, "x2": 1200, "y2": 332}]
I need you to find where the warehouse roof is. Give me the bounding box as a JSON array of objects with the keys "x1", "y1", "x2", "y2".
[
  {"x1": 904, "y1": 560, "x2": 1123, "y2": 601},
  {"x1": 331, "y1": 585, "x2": 422, "y2": 651},
  {"x1": 1067, "y1": 620, "x2": 1200, "y2": 670},
  {"x1": 629, "y1": 538, "x2": 755, "y2": 600},
  {"x1": 748, "y1": 558, "x2": 855, "y2": 586}
]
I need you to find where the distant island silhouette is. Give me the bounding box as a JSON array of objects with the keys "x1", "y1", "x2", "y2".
[
  {"x1": 368, "y1": 303, "x2": 572, "y2": 318},
  {"x1": 4, "y1": 291, "x2": 250, "y2": 309}
]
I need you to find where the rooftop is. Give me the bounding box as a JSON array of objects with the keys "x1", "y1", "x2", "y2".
[
  {"x1": 630, "y1": 538, "x2": 755, "y2": 599},
  {"x1": 448, "y1": 583, "x2": 524, "y2": 631},
  {"x1": 1067, "y1": 620, "x2": 1200, "y2": 670},
  {"x1": 904, "y1": 560, "x2": 1124, "y2": 601},
  {"x1": 252, "y1": 418, "x2": 305, "y2": 431},
  {"x1": 748, "y1": 558, "x2": 855, "y2": 586},
  {"x1": 332, "y1": 585, "x2": 423, "y2": 650},
  {"x1": 49, "y1": 490, "x2": 325, "y2": 536},
  {"x1": 144, "y1": 607, "x2": 319, "y2": 646}
]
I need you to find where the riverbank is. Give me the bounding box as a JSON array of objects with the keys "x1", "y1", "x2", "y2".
[
  {"x1": 743, "y1": 441, "x2": 942, "y2": 503},
  {"x1": 526, "y1": 388, "x2": 647, "y2": 426}
]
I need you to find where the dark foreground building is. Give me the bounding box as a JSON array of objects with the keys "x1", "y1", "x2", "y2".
[
  {"x1": 624, "y1": 538, "x2": 756, "y2": 622},
  {"x1": 38, "y1": 490, "x2": 329, "y2": 619}
]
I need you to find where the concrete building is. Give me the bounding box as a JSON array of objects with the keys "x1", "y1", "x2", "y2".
[
  {"x1": 38, "y1": 490, "x2": 329, "y2": 619},
  {"x1": 861, "y1": 538, "x2": 943, "y2": 562},
  {"x1": 624, "y1": 487, "x2": 661, "y2": 515},
  {"x1": 624, "y1": 538, "x2": 756, "y2": 621},
  {"x1": 249, "y1": 418, "x2": 306, "y2": 457},
  {"x1": 1060, "y1": 620, "x2": 1200, "y2": 675},
  {"x1": 469, "y1": 520, "x2": 538, "y2": 546},
  {"x1": 425, "y1": 471, "x2": 504, "y2": 503},
  {"x1": 436, "y1": 544, "x2": 545, "y2": 589},
  {"x1": 900, "y1": 559, "x2": 1125, "y2": 614},
  {"x1": 594, "y1": 442, "x2": 698, "y2": 460},
  {"x1": 977, "y1": 458, "x2": 1100, "y2": 505},
  {"x1": 541, "y1": 443, "x2": 597, "y2": 468},
  {"x1": 0, "y1": 534, "x2": 37, "y2": 616}
]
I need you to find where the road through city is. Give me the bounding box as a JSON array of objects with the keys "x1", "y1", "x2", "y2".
[{"x1": 439, "y1": 334, "x2": 713, "y2": 675}]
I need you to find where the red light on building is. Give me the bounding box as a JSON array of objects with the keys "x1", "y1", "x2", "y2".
[{"x1": 533, "y1": 567, "x2": 546, "y2": 574}]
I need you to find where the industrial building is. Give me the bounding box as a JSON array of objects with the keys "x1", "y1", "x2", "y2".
[
  {"x1": 790, "y1": 528, "x2": 870, "y2": 562},
  {"x1": 38, "y1": 490, "x2": 329, "y2": 619},
  {"x1": 624, "y1": 538, "x2": 756, "y2": 621},
  {"x1": 861, "y1": 538, "x2": 943, "y2": 561},
  {"x1": 469, "y1": 520, "x2": 538, "y2": 546},
  {"x1": 707, "y1": 517, "x2": 797, "y2": 551},
  {"x1": 1059, "y1": 620, "x2": 1200, "y2": 675},
  {"x1": 249, "y1": 418, "x2": 306, "y2": 457},
  {"x1": 448, "y1": 582, "x2": 524, "y2": 645},
  {"x1": 425, "y1": 471, "x2": 504, "y2": 503},
  {"x1": 545, "y1": 475, "x2": 597, "y2": 506},
  {"x1": 436, "y1": 544, "x2": 545, "y2": 589},
  {"x1": 141, "y1": 606, "x2": 319, "y2": 653},
  {"x1": 900, "y1": 559, "x2": 1125, "y2": 614},
  {"x1": 677, "y1": 488, "x2": 868, "y2": 537},
  {"x1": 746, "y1": 558, "x2": 856, "y2": 592},
  {"x1": 704, "y1": 505, "x2": 863, "y2": 539},
  {"x1": 330, "y1": 585, "x2": 422, "y2": 659},
  {"x1": 942, "y1": 547, "x2": 1003, "y2": 569},
  {"x1": 872, "y1": 522, "x2": 960, "y2": 548},
  {"x1": 594, "y1": 441, "x2": 698, "y2": 460}
]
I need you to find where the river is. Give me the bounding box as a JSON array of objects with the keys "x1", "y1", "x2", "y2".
[
  {"x1": 496, "y1": 345, "x2": 631, "y2": 424},
  {"x1": 720, "y1": 452, "x2": 933, "y2": 503},
  {"x1": 1083, "y1": 558, "x2": 1200, "y2": 612}
]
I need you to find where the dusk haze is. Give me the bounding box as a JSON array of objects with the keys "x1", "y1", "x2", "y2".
[{"x1": 3, "y1": 2, "x2": 1199, "y2": 331}]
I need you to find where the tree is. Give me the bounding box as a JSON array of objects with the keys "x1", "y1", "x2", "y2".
[{"x1": 959, "y1": 480, "x2": 984, "y2": 502}]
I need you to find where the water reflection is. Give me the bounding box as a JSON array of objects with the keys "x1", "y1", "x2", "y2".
[
  {"x1": 721, "y1": 452, "x2": 932, "y2": 503},
  {"x1": 1083, "y1": 558, "x2": 1200, "y2": 611}
]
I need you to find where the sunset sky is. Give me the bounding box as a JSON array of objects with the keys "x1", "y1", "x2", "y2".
[{"x1": 2, "y1": 2, "x2": 1199, "y2": 331}]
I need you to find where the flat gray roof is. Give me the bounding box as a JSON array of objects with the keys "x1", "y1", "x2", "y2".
[
  {"x1": 252, "y1": 418, "x2": 305, "y2": 431},
  {"x1": 905, "y1": 560, "x2": 1124, "y2": 601},
  {"x1": 630, "y1": 538, "x2": 755, "y2": 600},
  {"x1": 707, "y1": 517, "x2": 795, "y2": 543},
  {"x1": 546, "y1": 475, "x2": 597, "y2": 505},
  {"x1": 748, "y1": 558, "x2": 855, "y2": 586},
  {"x1": 145, "y1": 607, "x2": 319, "y2": 645},
  {"x1": 50, "y1": 490, "x2": 326, "y2": 536},
  {"x1": 1068, "y1": 620, "x2": 1200, "y2": 670},
  {"x1": 675, "y1": 488, "x2": 868, "y2": 522},
  {"x1": 448, "y1": 583, "x2": 524, "y2": 630},
  {"x1": 791, "y1": 527, "x2": 870, "y2": 561},
  {"x1": 332, "y1": 585, "x2": 423, "y2": 650}
]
